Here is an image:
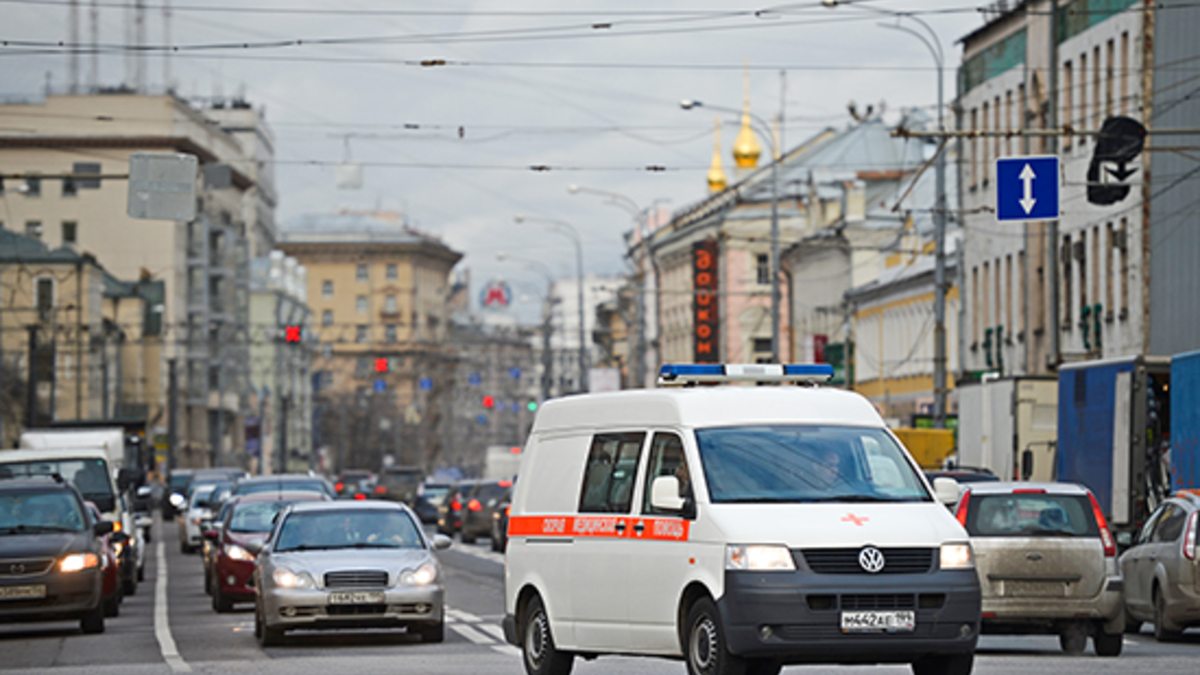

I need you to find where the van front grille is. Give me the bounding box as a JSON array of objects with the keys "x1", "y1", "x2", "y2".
[
  {"x1": 800, "y1": 548, "x2": 934, "y2": 574},
  {"x1": 840, "y1": 594, "x2": 916, "y2": 610}
]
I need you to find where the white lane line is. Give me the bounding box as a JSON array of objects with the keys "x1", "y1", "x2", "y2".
[
  {"x1": 446, "y1": 607, "x2": 484, "y2": 623},
  {"x1": 491, "y1": 644, "x2": 521, "y2": 657},
  {"x1": 476, "y1": 623, "x2": 507, "y2": 642},
  {"x1": 154, "y1": 541, "x2": 191, "y2": 673},
  {"x1": 448, "y1": 621, "x2": 496, "y2": 645}
]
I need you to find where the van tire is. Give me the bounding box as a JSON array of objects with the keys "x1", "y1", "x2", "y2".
[
  {"x1": 521, "y1": 594, "x2": 573, "y2": 675},
  {"x1": 911, "y1": 653, "x2": 972, "y2": 675},
  {"x1": 685, "y1": 597, "x2": 746, "y2": 675}
]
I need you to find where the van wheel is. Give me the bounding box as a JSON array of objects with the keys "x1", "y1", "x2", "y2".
[
  {"x1": 1093, "y1": 629, "x2": 1123, "y2": 657},
  {"x1": 1059, "y1": 622, "x2": 1088, "y2": 654},
  {"x1": 1153, "y1": 587, "x2": 1183, "y2": 642},
  {"x1": 911, "y1": 653, "x2": 973, "y2": 675},
  {"x1": 745, "y1": 660, "x2": 782, "y2": 675},
  {"x1": 685, "y1": 597, "x2": 746, "y2": 675},
  {"x1": 521, "y1": 595, "x2": 573, "y2": 675}
]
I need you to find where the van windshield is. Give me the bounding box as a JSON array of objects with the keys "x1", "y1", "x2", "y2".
[
  {"x1": 0, "y1": 459, "x2": 114, "y2": 505},
  {"x1": 694, "y1": 425, "x2": 931, "y2": 504}
]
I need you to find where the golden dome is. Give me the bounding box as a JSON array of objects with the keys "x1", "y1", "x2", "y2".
[
  {"x1": 732, "y1": 70, "x2": 761, "y2": 169},
  {"x1": 707, "y1": 116, "x2": 728, "y2": 193}
]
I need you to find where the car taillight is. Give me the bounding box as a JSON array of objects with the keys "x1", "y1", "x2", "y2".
[
  {"x1": 354, "y1": 493, "x2": 366, "y2": 501},
  {"x1": 468, "y1": 499, "x2": 482, "y2": 512},
  {"x1": 450, "y1": 499, "x2": 462, "y2": 511},
  {"x1": 505, "y1": 505, "x2": 511, "y2": 516},
  {"x1": 335, "y1": 482, "x2": 344, "y2": 492},
  {"x1": 954, "y1": 489, "x2": 971, "y2": 527},
  {"x1": 1183, "y1": 511, "x2": 1198, "y2": 561},
  {"x1": 374, "y1": 485, "x2": 387, "y2": 495},
  {"x1": 1012, "y1": 488, "x2": 1047, "y2": 494},
  {"x1": 1087, "y1": 491, "x2": 1116, "y2": 557}
]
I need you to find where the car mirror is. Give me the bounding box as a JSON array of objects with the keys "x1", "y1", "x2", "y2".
[
  {"x1": 1115, "y1": 531, "x2": 1133, "y2": 548},
  {"x1": 117, "y1": 468, "x2": 143, "y2": 491},
  {"x1": 432, "y1": 534, "x2": 452, "y2": 550},
  {"x1": 1020, "y1": 450, "x2": 1034, "y2": 481},
  {"x1": 136, "y1": 485, "x2": 153, "y2": 498},
  {"x1": 111, "y1": 531, "x2": 130, "y2": 544},
  {"x1": 245, "y1": 539, "x2": 265, "y2": 555},
  {"x1": 650, "y1": 476, "x2": 685, "y2": 512},
  {"x1": 933, "y1": 477, "x2": 961, "y2": 506},
  {"x1": 93, "y1": 520, "x2": 115, "y2": 536},
  {"x1": 203, "y1": 529, "x2": 221, "y2": 541}
]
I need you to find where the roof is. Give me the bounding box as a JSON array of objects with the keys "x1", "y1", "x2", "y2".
[
  {"x1": 227, "y1": 490, "x2": 329, "y2": 505},
  {"x1": 531, "y1": 386, "x2": 884, "y2": 433},
  {"x1": 964, "y1": 481, "x2": 1091, "y2": 496},
  {"x1": 0, "y1": 227, "x2": 91, "y2": 264},
  {"x1": 284, "y1": 500, "x2": 409, "y2": 513},
  {"x1": 280, "y1": 211, "x2": 457, "y2": 251}
]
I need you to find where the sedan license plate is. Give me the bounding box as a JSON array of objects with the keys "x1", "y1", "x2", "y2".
[
  {"x1": 840, "y1": 610, "x2": 915, "y2": 633},
  {"x1": 328, "y1": 591, "x2": 385, "y2": 605},
  {"x1": 0, "y1": 585, "x2": 47, "y2": 600}
]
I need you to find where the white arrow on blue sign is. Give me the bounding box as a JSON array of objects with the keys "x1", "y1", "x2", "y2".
[{"x1": 996, "y1": 155, "x2": 1059, "y2": 221}]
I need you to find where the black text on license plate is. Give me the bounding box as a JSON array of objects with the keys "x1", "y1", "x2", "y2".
[
  {"x1": 0, "y1": 585, "x2": 47, "y2": 600},
  {"x1": 840, "y1": 610, "x2": 915, "y2": 632},
  {"x1": 328, "y1": 591, "x2": 385, "y2": 605}
]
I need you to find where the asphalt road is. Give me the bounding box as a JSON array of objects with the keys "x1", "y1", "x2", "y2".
[{"x1": 3, "y1": 515, "x2": 1200, "y2": 675}]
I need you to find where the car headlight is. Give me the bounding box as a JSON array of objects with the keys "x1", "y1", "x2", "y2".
[
  {"x1": 60, "y1": 553, "x2": 100, "y2": 573},
  {"x1": 112, "y1": 541, "x2": 125, "y2": 558},
  {"x1": 272, "y1": 567, "x2": 314, "y2": 588},
  {"x1": 940, "y1": 543, "x2": 974, "y2": 570},
  {"x1": 399, "y1": 562, "x2": 439, "y2": 586},
  {"x1": 726, "y1": 545, "x2": 796, "y2": 571},
  {"x1": 169, "y1": 493, "x2": 185, "y2": 508},
  {"x1": 225, "y1": 544, "x2": 255, "y2": 562}
]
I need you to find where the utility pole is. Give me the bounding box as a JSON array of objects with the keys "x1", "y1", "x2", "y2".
[
  {"x1": 1047, "y1": 0, "x2": 1061, "y2": 369},
  {"x1": 167, "y1": 358, "x2": 178, "y2": 471},
  {"x1": 279, "y1": 394, "x2": 289, "y2": 475}
]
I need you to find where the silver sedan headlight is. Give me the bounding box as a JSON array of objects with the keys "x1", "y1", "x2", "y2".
[
  {"x1": 398, "y1": 562, "x2": 439, "y2": 586},
  {"x1": 272, "y1": 567, "x2": 315, "y2": 589}
]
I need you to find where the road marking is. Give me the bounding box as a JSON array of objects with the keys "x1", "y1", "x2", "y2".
[
  {"x1": 449, "y1": 621, "x2": 495, "y2": 645},
  {"x1": 475, "y1": 623, "x2": 506, "y2": 642},
  {"x1": 154, "y1": 541, "x2": 191, "y2": 673},
  {"x1": 446, "y1": 607, "x2": 483, "y2": 623},
  {"x1": 492, "y1": 644, "x2": 521, "y2": 657},
  {"x1": 445, "y1": 605, "x2": 517, "y2": 656}
]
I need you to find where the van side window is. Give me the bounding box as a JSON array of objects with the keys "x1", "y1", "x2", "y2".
[
  {"x1": 642, "y1": 432, "x2": 691, "y2": 515},
  {"x1": 578, "y1": 432, "x2": 645, "y2": 513}
]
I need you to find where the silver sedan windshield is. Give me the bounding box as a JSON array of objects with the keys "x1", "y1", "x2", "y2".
[{"x1": 274, "y1": 510, "x2": 423, "y2": 551}]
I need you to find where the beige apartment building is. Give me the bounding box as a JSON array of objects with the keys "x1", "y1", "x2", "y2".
[{"x1": 0, "y1": 93, "x2": 275, "y2": 468}]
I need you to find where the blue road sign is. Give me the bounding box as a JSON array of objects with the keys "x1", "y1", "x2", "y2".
[
  {"x1": 509, "y1": 367, "x2": 522, "y2": 380},
  {"x1": 996, "y1": 155, "x2": 1059, "y2": 221},
  {"x1": 468, "y1": 372, "x2": 481, "y2": 386},
  {"x1": 419, "y1": 377, "x2": 433, "y2": 391},
  {"x1": 373, "y1": 379, "x2": 386, "y2": 393}
]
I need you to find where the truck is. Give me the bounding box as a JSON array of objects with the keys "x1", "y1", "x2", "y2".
[
  {"x1": 1170, "y1": 350, "x2": 1200, "y2": 492},
  {"x1": 1056, "y1": 356, "x2": 1172, "y2": 544},
  {"x1": 956, "y1": 376, "x2": 1058, "y2": 481},
  {"x1": 483, "y1": 444, "x2": 522, "y2": 481},
  {"x1": 19, "y1": 428, "x2": 130, "y2": 470}
]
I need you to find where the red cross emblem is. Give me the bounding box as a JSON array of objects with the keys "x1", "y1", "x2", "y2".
[
  {"x1": 284, "y1": 325, "x2": 301, "y2": 342},
  {"x1": 841, "y1": 513, "x2": 869, "y2": 526}
]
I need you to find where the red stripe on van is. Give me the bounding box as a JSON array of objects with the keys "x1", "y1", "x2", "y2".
[{"x1": 507, "y1": 515, "x2": 690, "y2": 541}]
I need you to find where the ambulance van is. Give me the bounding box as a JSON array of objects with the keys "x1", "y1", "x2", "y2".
[{"x1": 503, "y1": 364, "x2": 981, "y2": 675}]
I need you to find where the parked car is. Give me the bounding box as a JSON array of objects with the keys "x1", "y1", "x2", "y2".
[
  {"x1": 334, "y1": 470, "x2": 377, "y2": 500},
  {"x1": 459, "y1": 480, "x2": 511, "y2": 544},
  {"x1": 490, "y1": 497, "x2": 510, "y2": 553},
  {"x1": 85, "y1": 502, "x2": 123, "y2": 617},
  {"x1": 163, "y1": 469, "x2": 194, "y2": 519},
  {"x1": 0, "y1": 475, "x2": 111, "y2": 633},
  {"x1": 925, "y1": 468, "x2": 1000, "y2": 485},
  {"x1": 956, "y1": 482, "x2": 1124, "y2": 656},
  {"x1": 251, "y1": 501, "x2": 451, "y2": 645},
  {"x1": 233, "y1": 474, "x2": 337, "y2": 500},
  {"x1": 1118, "y1": 490, "x2": 1200, "y2": 640},
  {"x1": 206, "y1": 490, "x2": 330, "y2": 612},
  {"x1": 180, "y1": 482, "x2": 228, "y2": 554},
  {"x1": 413, "y1": 482, "x2": 450, "y2": 525},
  {"x1": 436, "y1": 479, "x2": 478, "y2": 536}
]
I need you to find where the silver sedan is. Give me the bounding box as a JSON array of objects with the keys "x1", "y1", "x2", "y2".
[{"x1": 250, "y1": 500, "x2": 450, "y2": 646}]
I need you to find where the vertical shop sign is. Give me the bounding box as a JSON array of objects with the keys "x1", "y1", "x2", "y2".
[{"x1": 693, "y1": 240, "x2": 719, "y2": 363}]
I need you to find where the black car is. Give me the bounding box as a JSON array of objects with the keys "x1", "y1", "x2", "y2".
[
  {"x1": 0, "y1": 475, "x2": 113, "y2": 634},
  {"x1": 232, "y1": 474, "x2": 336, "y2": 500},
  {"x1": 460, "y1": 480, "x2": 512, "y2": 544},
  {"x1": 436, "y1": 479, "x2": 479, "y2": 536},
  {"x1": 413, "y1": 482, "x2": 450, "y2": 525},
  {"x1": 490, "y1": 496, "x2": 511, "y2": 553},
  {"x1": 162, "y1": 468, "x2": 194, "y2": 518}
]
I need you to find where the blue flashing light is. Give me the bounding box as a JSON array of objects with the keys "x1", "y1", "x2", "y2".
[
  {"x1": 658, "y1": 362, "x2": 833, "y2": 384},
  {"x1": 659, "y1": 364, "x2": 726, "y2": 378},
  {"x1": 782, "y1": 364, "x2": 835, "y2": 378}
]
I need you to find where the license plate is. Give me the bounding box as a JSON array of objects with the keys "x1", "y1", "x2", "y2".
[
  {"x1": 840, "y1": 610, "x2": 915, "y2": 632},
  {"x1": 328, "y1": 591, "x2": 385, "y2": 605},
  {"x1": 1004, "y1": 580, "x2": 1066, "y2": 597},
  {"x1": 0, "y1": 585, "x2": 47, "y2": 600}
]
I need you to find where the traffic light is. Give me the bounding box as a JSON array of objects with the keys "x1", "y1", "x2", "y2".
[
  {"x1": 374, "y1": 357, "x2": 388, "y2": 373},
  {"x1": 284, "y1": 325, "x2": 301, "y2": 343},
  {"x1": 526, "y1": 400, "x2": 538, "y2": 412},
  {"x1": 482, "y1": 394, "x2": 495, "y2": 409}
]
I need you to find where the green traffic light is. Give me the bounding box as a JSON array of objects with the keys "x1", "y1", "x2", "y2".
[{"x1": 527, "y1": 401, "x2": 538, "y2": 412}]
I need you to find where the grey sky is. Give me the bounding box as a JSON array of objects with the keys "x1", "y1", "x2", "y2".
[{"x1": 0, "y1": 0, "x2": 986, "y2": 321}]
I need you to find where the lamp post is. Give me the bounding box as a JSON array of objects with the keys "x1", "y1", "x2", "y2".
[
  {"x1": 568, "y1": 185, "x2": 669, "y2": 388},
  {"x1": 825, "y1": 0, "x2": 949, "y2": 428},
  {"x1": 497, "y1": 252, "x2": 557, "y2": 401},
  {"x1": 513, "y1": 215, "x2": 588, "y2": 393},
  {"x1": 680, "y1": 99, "x2": 782, "y2": 364}
]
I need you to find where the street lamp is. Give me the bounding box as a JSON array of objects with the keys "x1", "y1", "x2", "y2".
[
  {"x1": 497, "y1": 251, "x2": 558, "y2": 401},
  {"x1": 567, "y1": 184, "x2": 670, "y2": 388},
  {"x1": 680, "y1": 99, "x2": 782, "y2": 364},
  {"x1": 513, "y1": 214, "x2": 589, "y2": 393},
  {"x1": 824, "y1": 0, "x2": 949, "y2": 428}
]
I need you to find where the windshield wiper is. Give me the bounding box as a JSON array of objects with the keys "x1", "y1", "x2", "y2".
[
  {"x1": 0, "y1": 524, "x2": 79, "y2": 534},
  {"x1": 807, "y1": 494, "x2": 912, "y2": 503},
  {"x1": 276, "y1": 544, "x2": 341, "y2": 552}
]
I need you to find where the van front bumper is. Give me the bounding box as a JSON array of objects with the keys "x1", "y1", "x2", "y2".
[{"x1": 717, "y1": 569, "x2": 980, "y2": 664}]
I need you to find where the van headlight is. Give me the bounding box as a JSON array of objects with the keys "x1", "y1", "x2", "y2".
[
  {"x1": 399, "y1": 562, "x2": 438, "y2": 586},
  {"x1": 940, "y1": 543, "x2": 974, "y2": 570},
  {"x1": 272, "y1": 567, "x2": 314, "y2": 588},
  {"x1": 726, "y1": 545, "x2": 795, "y2": 571}
]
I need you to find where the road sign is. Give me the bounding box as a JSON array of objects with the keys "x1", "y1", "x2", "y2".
[
  {"x1": 373, "y1": 379, "x2": 386, "y2": 393},
  {"x1": 419, "y1": 377, "x2": 433, "y2": 391},
  {"x1": 996, "y1": 155, "x2": 1059, "y2": 221},
  {"x1": 127, "y1": 152, "x2": 198, "y2": 221}
]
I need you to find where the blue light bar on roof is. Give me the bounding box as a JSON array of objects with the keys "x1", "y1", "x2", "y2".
[{"x1": 658, "y1": 363, "x2": 834, "y2": 385}]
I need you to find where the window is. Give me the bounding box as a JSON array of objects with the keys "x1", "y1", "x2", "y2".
[
  {"x1": 356, "y1": 325, "x2": 368, "y2": 343},
  {"x1": 1153, "y1": 505, "x2": 1187, "y2": 543},
  {"x1": 1079, "y1": 229, "x2": 1088, "y2": 313},
  {"x1": 25, "y1": 177, "x2": 40, "y2": 197},
  {"x1": 1004, "y1": 90, "x2": 1013, "y2": 156},
  {"x1": 1062, "y1": 235, "x2": 1073, "y2": 329},
  {"x1": 62, "y1": 221, "x2": 77, "y2": 244},
  {"x1": 1017, "y1": 251, "x2": 1026, "y2": 336},
  {"x1": 313, "y1": 370, "x2": 333, "y2": 392},
  {"x1": 322, "y1": 280, "x2": 333, "y2": 298},
  {"x1": 1118, "y1": 219, "x2": 1129, "y2": 318},
  {"x1": 386, "y1": 264, "x2": 397, "y2": 280},
  {"x1": 356, "y1": 295, "x2": 367, "y2": 313},
  {"x1": 1079, "y1": 52, "x2": 1088, "y2": 145},
  {"x1": 36, "y1": 277, "x2": 54, "y2": 320},
  {"x1": 993, "y1": 95, "x2": 1001, "y2": 165},
  {"x1": 1105, "y1": 223, "x2": 1115, "y2": 319},
  {"x1": 755, "y1": 253, "x2": 770, "y2": 285},
  {"x1": 1106, "y1": 39, "x2": 1115, "y2": 117},
  {"x1": 384, "y1": 295, "x2": 397, "y2": 313},
  {"x1": 1005, "y1": 254, "x2": 1013, "y2": 336},
  {"x1": 981, "y1": 101, "x2": 990, "y2": 185},
  {"x1": 356, "y1": 264, "x2": 368, "y2": 282},
  {"x1": 578, "y1": 432, "x2": 645, "y2": 513},
  {"x1": 642, "y1": 433, "x2": 691, "y2": 515},
  {"x1": 970, "y1": 108, "x2": 978, "y2": 189},
  {"x1": 62, "y1": 177, "x2": 78, "y2": 197},
  {"x1": 322, "y1": 309, "x2": 333, "y2": 326},
  {"x1": 25, "y1": 221, "x2": 43, "y2": 239},
  {"x1": 73, "y1": 162, "x2": 100, "y2": 189},
  {"x1": 962, "y1": 494, "x2": 1098, "y2": 537},
  {"x1": 355, "y1": 357, "x2": 371, "y2": 378},
  {"x1": 1093, "y1": 45, "x2": 1102, "y2": 129},
  {"x1": 972, "y1": 266, "x2": 979, "y2": 346},
  {"x1": 385, "y1": 324, "x2": 397, "y2": 343},
  {"x1": 1063, "y1": 60, "x2": 1074, "y2": 150},
  {"x1": 1120, "y1": 32, "x2": 1129, "y2": 115}
]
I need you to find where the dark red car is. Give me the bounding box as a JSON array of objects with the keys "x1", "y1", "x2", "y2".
[
  {"x1": 86, "y1": 502, "x2": 122, "y2": 617},
  {"x1": 206, "y1": 490, "x2": 329, "y2": 612}
]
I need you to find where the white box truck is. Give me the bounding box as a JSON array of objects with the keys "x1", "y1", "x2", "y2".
[{"x1": 956, "y1": 376, "x2": 1057, "y2": 481}]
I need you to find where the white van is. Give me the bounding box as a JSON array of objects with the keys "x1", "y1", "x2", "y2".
[{"x1": 503, "y1": 364, "x2": 980, "y2": 675}]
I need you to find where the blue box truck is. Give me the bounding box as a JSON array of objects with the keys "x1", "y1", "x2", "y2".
[{"x1": 1171, "y1": 350, "x2": 1200, "y2": 493}]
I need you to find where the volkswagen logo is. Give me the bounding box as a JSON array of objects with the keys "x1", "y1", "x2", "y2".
[
  {"x1": 858, "y1": 546, "x2": 885, "y2": 573},
  {"x1": 9, "y1": 563, "x2": 25, "y2": 575}
]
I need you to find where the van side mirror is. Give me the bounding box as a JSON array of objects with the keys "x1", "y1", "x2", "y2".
[
  {"x1": 1020, "y1": 450, "x2": 1034, "y2": 481},
  {"x1": 650, "y1": 476, "x2": 685, "y2": 512},
  {"x1": 933, "y1": 477, "x2": 961, "y2": 506}
]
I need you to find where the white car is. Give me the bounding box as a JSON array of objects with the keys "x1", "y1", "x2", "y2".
[{"x1": 180, "y1": 484, "x2": 222, "y2": 554}]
